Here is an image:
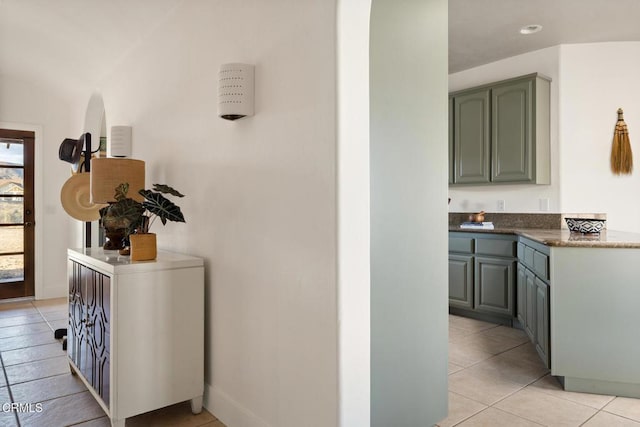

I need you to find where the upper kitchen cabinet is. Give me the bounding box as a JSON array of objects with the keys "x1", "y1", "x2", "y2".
[
  {"x1": 449, "y1": 73, "x2": 551, "y2": 185},
  {"x1": 451, "y1": 88, "x2": 491, "y2": 184}
]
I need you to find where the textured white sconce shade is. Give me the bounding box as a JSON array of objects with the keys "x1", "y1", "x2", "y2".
[
  {"x1": 90, "y1": 158, "x2": 145, "y2": 203},
  {"x1": 109, "y1": 126, "x2": 132, "y2": 157},
  {"x1": 218, "y1": 63, "x2": 254, "y2": 120}
]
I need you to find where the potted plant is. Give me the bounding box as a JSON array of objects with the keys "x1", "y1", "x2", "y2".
[{"x1": 99, "y1": 183, "x2": 185, "y2": 260}]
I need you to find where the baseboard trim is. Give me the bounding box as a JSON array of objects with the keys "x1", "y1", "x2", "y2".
[
  {"x1": 564, "y1": 376, "x2": 640, "y2": 399},
  {"x1": 449, "y1": 307, "x2": 513, "y2": 326},
  {"x1": 204, "y1": 382, "x2": 272, "y2": 427}
]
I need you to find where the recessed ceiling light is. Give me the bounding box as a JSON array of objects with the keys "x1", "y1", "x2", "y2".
[{"x1": 520, "y1": 24, "x2": 543, "y2": 35}]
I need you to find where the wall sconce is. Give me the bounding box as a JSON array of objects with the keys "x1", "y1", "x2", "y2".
[
  {"x1": 218, "y1": 63, "x2": 254, "y2": 120},
  {"x1": 109, "y1": 126, "x2": 132, "y2": 157},
  {"x1": 90, "y1": 158, "x2": 146, "y2": 204}
]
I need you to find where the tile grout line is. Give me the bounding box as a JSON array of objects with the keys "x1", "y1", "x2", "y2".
[
  {"x1": 452, "y1": 340, "x2": 541, "y2": 371},
  {"x1": 457, "y1": 367, "x2": 613, "y2": 424},
  {"x1": 448, "y1": 321, "x2": 551, "y2": 426},
  {"x1": 578, "y1": 410, "x2": 600, "y2": 426},
  {"x1": 65, "y1": 415, "x2": 108, "y2": 426},
  {"x1": 477, "y1": 329, "x2": 617, "y2": 413},
  {"x1": 528, "y1": 384, "x2": 616, "y2": 411},
  {"x1": 599, "y1": 409, "x2": 640, "y2": 424},
  {"x1": 450, "y1": 405, "x2": 546, "y2": 427},
  {"x1": 0, "y1": 350, "x2": 21, "y2": 427},
  {"x1": 446, "y1": 392, "x2": 487, "y2": 427},
  {"x1": 1, "y1": 304, "x2": 69, "y2": 425},
  {"x1": 449, "y1": 369, "x2": 549, "y2": 411},
  {"x1": 0, "y1": 300, "x2": 46, "y2": 427},
  {"x1": 0, "y1": 305, "x2": 66, "y2": 369},
  {"x1": 447, "y1": 316, "x2": 638, "y2": 427},
  {"x1": 448, "y1": 337, "x2": 551, "y2": 426}
]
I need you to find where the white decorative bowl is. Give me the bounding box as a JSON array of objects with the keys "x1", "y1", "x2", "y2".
[{"x1": 565, "y1": 218, "x2": 606, "y2": 234}]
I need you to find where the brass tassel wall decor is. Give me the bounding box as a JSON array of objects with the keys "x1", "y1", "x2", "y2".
[{"x1": 611, "y1": 108, "x2": 633, "y2": 175}]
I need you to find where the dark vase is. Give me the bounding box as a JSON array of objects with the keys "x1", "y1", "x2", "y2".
[{"x1": 103, "y1": 227, "x2": 127, "y2": 250}]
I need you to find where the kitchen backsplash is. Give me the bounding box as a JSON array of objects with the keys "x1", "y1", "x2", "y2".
[{"x1": 449, "y1": 212, "x2": 607, "y2": 229}]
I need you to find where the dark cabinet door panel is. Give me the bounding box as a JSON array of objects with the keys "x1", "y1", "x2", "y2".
[
  {"x1": 491, "y1": 80, "x2": 533, "y2": 182},
  {"x1": 474, "y1": 256, "x2": 514, "y2": 316},
  {"x1": 453, "y1": 89, "x2": 491, "y2": 183},
  {"x1": 449, "y1": 254, "x2": 474, "y2": 309},
  {"x1": 535, "y1": 278, "x2": 550, "y2": 368},
  {"x1": 68, "y1": 262, "x2": 111, "y2": 407},
  {"x1": 516, "y1": 264, "x2": 526, "y2": 325},
  {"x1": 524, "y1": 269, "x2": 536, "y2": 342}
]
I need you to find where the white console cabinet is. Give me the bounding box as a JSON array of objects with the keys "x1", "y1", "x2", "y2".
[{"x1": 67, "y1": 248, "x2": 205, "y2": 427}]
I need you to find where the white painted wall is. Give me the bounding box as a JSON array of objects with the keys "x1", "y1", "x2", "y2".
[
  {"x1": 448, "y1": 47, "x2": 561, "y2": 214},
  {"x1": 91, "y1": 1, "x2": 338, "y2": 426},
  {"x1": 558, "y1": 42, "x2": 640, "y2": 233},
  {"x1": 337, "y1": 0, "x2": 371, "y2": 425},
  {"x1": 370, "y1": 0, "x2": 449, "y2": 425},
  {"x1": 0, "y1": 74, "x2": 74, "y2": 299}
]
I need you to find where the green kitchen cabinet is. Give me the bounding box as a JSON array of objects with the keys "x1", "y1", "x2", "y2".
[
  {"x1": 524, "y1": 268, "x2": 537, "y2": 342},
  {"x1": 448, "y1": 254, "x2": 473, "y2": 309},
  {"x1": 449, "y1": 97, "x2": 454, "y2": 184},
  {"x1": 451, "y1": 88, "x2": 491, "y2": 184},
  {"x1": 449, "y1": 232, "x2": 517, "y2": 324},
  {"x1": 491, "y1": 79, "x2": 533, "y2": 182},
  {"x1": 449, "y1": 73, "x2": 550, "y2": 185},
  {"x1": 535, "y1": 277, "x2": 550, "y2": 366},
  {"x1": 516, "y1": 263, "x2": 526, "y2": 325},
  {"x1": 474, "y1": 256, "x2": 515, "y2": 316},
  {"x1": 516, "y1": 236, "x2": 551, "y2": 368},
  {"x1": 448, "y1": 234, "x2": 474, "y2": 309}
]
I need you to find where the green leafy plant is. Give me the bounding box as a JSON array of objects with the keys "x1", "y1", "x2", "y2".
[{"x1": 100, "y1": 183, "x2": 185, "y2": 236}]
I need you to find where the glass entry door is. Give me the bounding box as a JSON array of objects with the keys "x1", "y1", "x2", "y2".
[{"x1": 0, "y1": 129, "x2": 35, "y2": 299}]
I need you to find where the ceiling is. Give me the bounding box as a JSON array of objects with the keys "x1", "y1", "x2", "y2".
[
  {"x1": 2, "y1": 1, "x2": 640, "y2": 97},
  {"x1": 450, "y1": 0, "x2": 640, "y2": 73}
]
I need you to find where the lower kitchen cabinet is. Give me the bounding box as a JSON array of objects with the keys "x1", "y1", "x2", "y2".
[
  {"x1": 450, "y1": 232, "x2": 551, "y2": 368},
  {"x1": 535, "y1": 277, "x2": 550, "y2": 366},
  {"x1": 516, "y1": 237, "x2": 551, "y2": 368},
  {"x1": 474, "y1": 256, "x2": 515, "y2": 317},
  {"x1": 449, "y1": 232, "x2": 516, "y2": 324},
  {"x1": 67, "y1": 248, "x2": 205, "y2": 427},
  {"x1": 516, "y1": 264, "x2": 526, "y2": 325},
  {"x1": 524, "y1": 268, "x2": 536, "y2": 342},
  {"x1": 448, "y1": 254, "x2": 473, "y2": 309}
]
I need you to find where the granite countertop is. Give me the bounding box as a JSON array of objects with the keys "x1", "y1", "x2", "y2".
[{"x1": 449, "y1": 226, "x2": 640, "y2": 248}]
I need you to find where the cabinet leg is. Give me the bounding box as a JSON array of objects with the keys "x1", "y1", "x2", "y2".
[
  {"x1": 190, "y1": 396, "x2": 203, "y2": 414},
  {"x1": 111, "y1": 418, "x2": 125, "y2": 427},
  {"x1": 69, "y1": 363, "x2": 76, "y2": 375}
]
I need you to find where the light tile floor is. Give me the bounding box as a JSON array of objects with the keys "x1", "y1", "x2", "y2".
[
  {"x1": 439, "y1": 314, "x2": 640, "y2": 426},
  {"x1": 9, "y1": 299, "x2": 638, "y2": 426},
  {"x1": 0, "y1": 298, "x2": 226, "y2": 427}
]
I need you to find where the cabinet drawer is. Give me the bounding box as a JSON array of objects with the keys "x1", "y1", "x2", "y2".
[
  {"x1": 476, "y1": 239, "x2": 516, "y2": 257},
  {"x1": 517, "y1": 242, "x2": 525, "y2": 261},
  {"x1": 533, "y1": 251, "x2": 549, "y2": 280},
  {"x1": 449, "y1": 236, "x2": 474, "y2": 253}
]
